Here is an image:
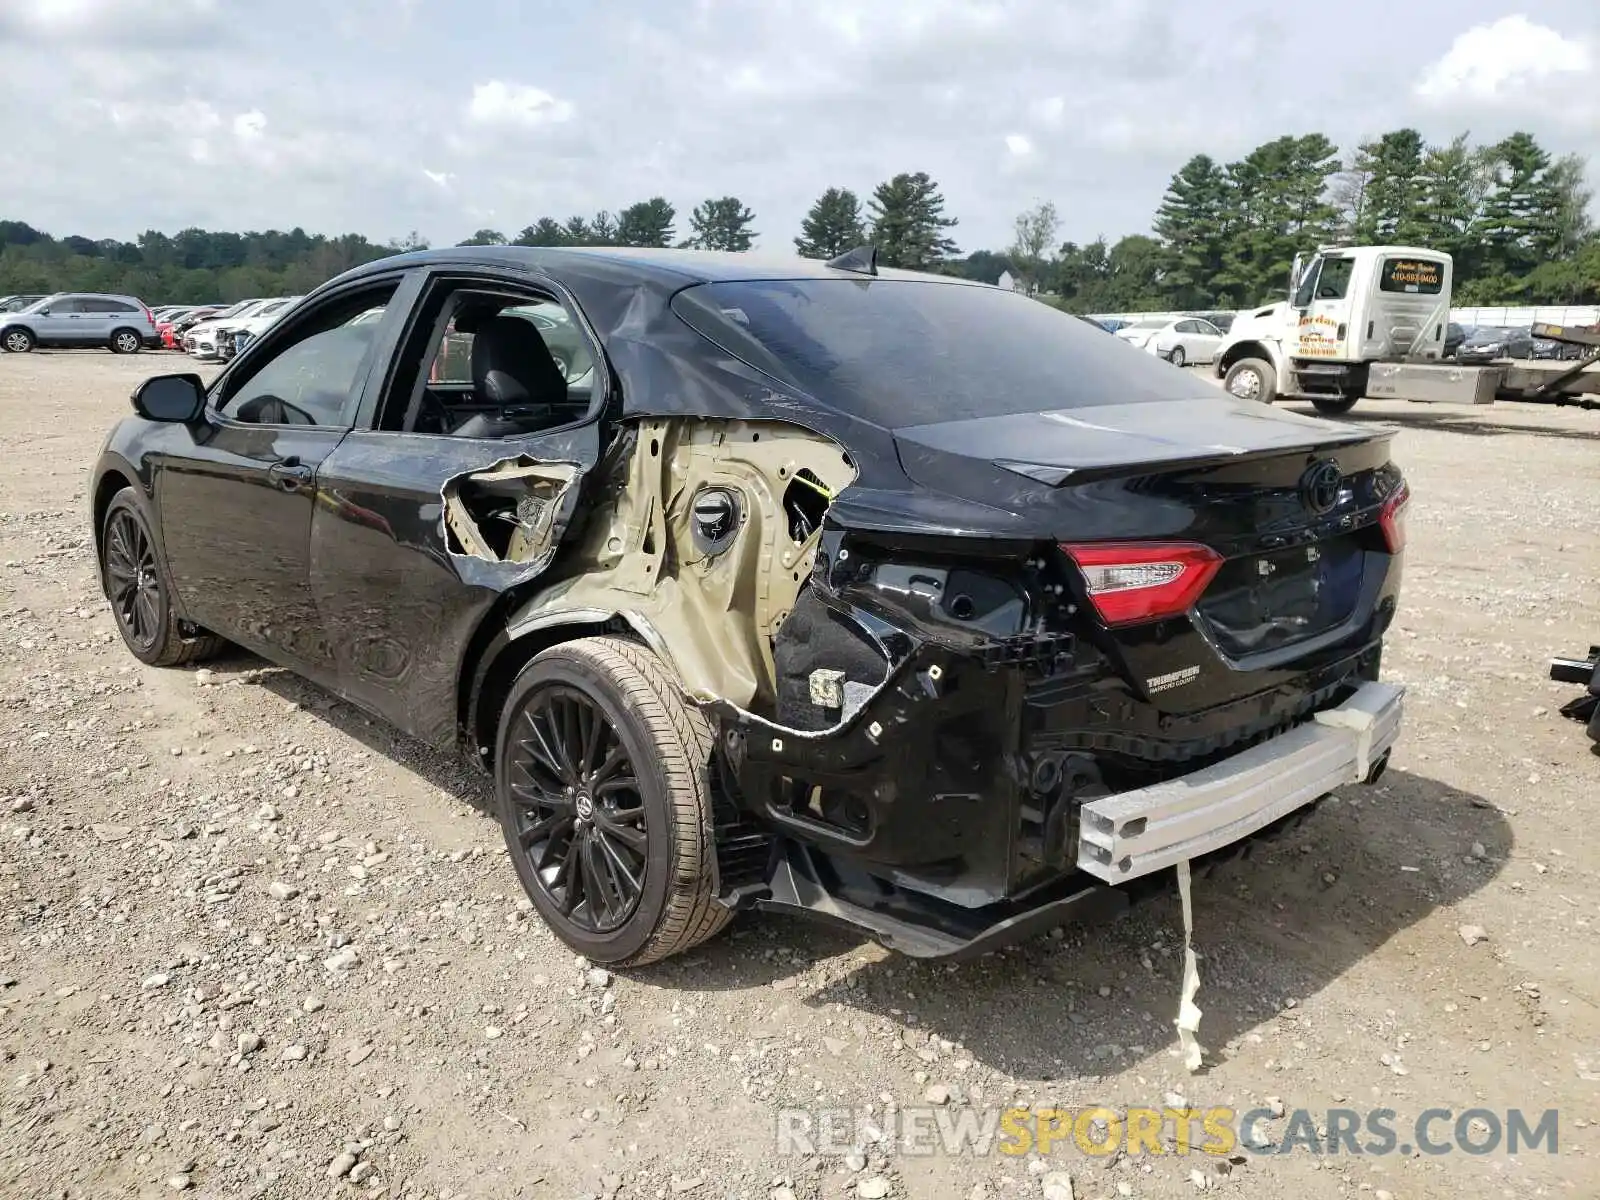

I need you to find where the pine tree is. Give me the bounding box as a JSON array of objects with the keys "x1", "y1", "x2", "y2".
[
  {"x1": 511, "y1": 219, "x2": 565, "y2": 246},
  {"x1": 615, "y1": 199, "x2": 675, "y2": 248},
  {"x1": 794, "y1": 188, "x2": 866, "y2": 259},
  {"x1": 687, "y1": 197, "x2": 757, "y2": 251},
  {"x1": 868, "y1": 173, "x2": 959, "y2": 269},
  {"x1": 1153, "y1": 155, "x2": 1231, "y2": 308}
]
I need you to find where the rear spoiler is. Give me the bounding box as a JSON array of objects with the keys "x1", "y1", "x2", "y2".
[{"x1": 995, "y1": 429, "x2": 1392, "y2": 487}]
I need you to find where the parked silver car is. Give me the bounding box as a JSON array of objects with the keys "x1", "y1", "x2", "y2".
[{"x1": 1, "y1": 293, "x2": 156, "y2": 354}]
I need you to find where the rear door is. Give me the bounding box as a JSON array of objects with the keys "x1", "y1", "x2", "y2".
[
  {"x1": 76, "y1": 298, "x2": 121, "y2": 345},
  {"x1": 155, "y1": 273, "x2": 418, "y2": 683},
  {"x1": 308, "y1": 265, "x2": 606, "y2": 747}
]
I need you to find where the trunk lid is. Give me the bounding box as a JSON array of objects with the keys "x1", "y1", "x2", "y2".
[{"x1": 892, "y1": 398, "x2": 1403, "y2": 714}]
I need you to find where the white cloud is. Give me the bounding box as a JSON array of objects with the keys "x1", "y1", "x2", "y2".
[
  {"x1": 1005, "y1": 133, "x2": 1034, "y2": 157},
  {"x1": 232, "y1": 110, "x2": 267, "y2": 140},
  {"x1": 1416, "y1": 15, "x2": 1592, "y2": 102},
  {"x1": 422, "y1": 169, "x2": 454, "y2": 189},
  {"x1": 466, "y1": 80, "x2": 574, "y2": 128}
]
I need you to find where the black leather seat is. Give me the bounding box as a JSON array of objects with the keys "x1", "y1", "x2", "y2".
[{"x1": 452, "y1": 315, "x2": 569, "y2": 438}]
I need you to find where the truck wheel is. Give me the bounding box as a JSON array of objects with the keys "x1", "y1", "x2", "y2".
[
  {"x1": 1311, "y1": 396, "x2": 1360, "y2": 416},
  {"x1": 1223, "y1": 357, "x2": 1276, "y2": 403},
  {"x1": 494, "y1": 636, "x2": 731, "y2": 966}
]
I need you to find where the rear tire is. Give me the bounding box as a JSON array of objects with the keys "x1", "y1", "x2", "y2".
[
  {"x1": 2, "y1": 327, "x2": 35, "y2": 353},
  {"x1": 1223, "y1": 357, "x2": 1276, "y2": 404},
  {"x1": 1311, "y1": 395, "x2": 1360, "y2": 416},
  {"x1": 110, "y1": 329, "x2": 143, "y2": 354},
  {"x1": 495, "y1": 637, "x2": 731, "y2": 966},
  {"x1": 1167, "y1": 345, "x2": 1186, "y2": 368},
  {"x1": 100, "y1": 489, "x2": 224, "y2": 667}
]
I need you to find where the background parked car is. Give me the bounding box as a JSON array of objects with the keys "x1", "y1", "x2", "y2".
[
  {"x1": 0, "y1": 293, "x2": 48, "y2": 314},
  {"x1": 213, "y1": 296, "x2": 303, "y2": 360},
  {"x1": 0, "y1": 292, "x2": 155, "y2": 354},
  {"x1": 1455, "y1": 325, "x2": 1534, "y2": 363},
  {"x1": 1444, "y1": 322, "x2": 1469, "y2": 358},
  {"x1": 183, "y1": 298, "x2": 272, "y2": 359},
  {"x1": 163, "y1": 305, "x2": 225, "y2": 348},
  {"x1": 1116, "y1": 315, "x2": 1226, "y2": 366}
]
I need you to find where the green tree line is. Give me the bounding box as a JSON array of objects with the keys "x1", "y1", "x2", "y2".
[{"x1": 2, "y1": 131, "x2": 1594, "y2": 307}]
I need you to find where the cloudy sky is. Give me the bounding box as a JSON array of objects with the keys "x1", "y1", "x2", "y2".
[{"x1": 1, "y1": 0, "x2": 1596, "y2": 253}]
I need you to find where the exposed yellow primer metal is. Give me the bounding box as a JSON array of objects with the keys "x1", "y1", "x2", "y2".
[{"x1": 513, "y1": 418, "x2": 856, "y2": 711}]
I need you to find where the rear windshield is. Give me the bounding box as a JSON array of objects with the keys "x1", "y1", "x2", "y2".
[
  {"x1": 1378, "y1": 257, "x2": 1444, "y2": 294},
  {"x1": 671, "y1": 280, "x2": 1201, "y2": 427}
]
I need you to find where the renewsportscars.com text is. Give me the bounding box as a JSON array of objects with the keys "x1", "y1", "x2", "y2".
[{"x1": 775, "y1": 1105, "x2": 1559, "y2": 1159}]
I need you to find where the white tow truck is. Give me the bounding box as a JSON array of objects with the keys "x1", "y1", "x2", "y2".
[{"x1": 1213, "y1": 245, "x2": 1454, "y2": 414}]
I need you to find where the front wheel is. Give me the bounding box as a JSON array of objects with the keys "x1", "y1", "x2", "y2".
[
  {"x1": 1223, "y1": 357, "x2": 1277, "y2": 404},
  {"x1": 1167, "y1": 345, "x2": 1186, "y2": 368},
  {"x1": 1311, "y1": 395, "x2": 1360, "y2": 415},
  {"x1": 110, "y1": 329, "x2": 143, "y2": 354},
  {"x1": 495, "y1": 637, "x2": 731, "y2": 966},
  {"x1": 100, "y1": 489, "x2": 223, "y2": 666},
  {"x1": 2, "y1": 327, "x2": 35, "y2": 353}
]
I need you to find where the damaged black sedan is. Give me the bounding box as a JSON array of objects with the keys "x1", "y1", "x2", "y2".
[{"x1": 90, "y1": 246, "x2": 1409, "y2": 966}]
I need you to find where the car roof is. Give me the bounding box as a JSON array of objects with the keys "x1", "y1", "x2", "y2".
[{"x1": 342, "y1": 245, "x2": 987, "y2": 290}]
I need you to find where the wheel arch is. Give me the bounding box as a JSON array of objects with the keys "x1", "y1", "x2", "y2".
[
  {"x1": 90, "y1": 465, "x2": 139, "y2": 585},
  {"x1": 1217, "y1": 339, "x2": 1274, "y2": 374},
  {"x1": 459, "y1": 602, "x2": 661, "y2": 772}
]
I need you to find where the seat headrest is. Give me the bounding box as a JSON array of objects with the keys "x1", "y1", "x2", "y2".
[{"x1": 469, "y1": 314, "x2": 568, "y2": 408}]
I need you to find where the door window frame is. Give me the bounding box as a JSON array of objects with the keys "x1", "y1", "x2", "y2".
[
  {"x1": 203, "y1": 270, "x2": 423, "y2": 433},
  {"x1": 358, "y1": 264, "x2": 611, "y2": 437}
]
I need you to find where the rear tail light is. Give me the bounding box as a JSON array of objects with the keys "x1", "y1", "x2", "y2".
[
  {"x1": 1061, "y1": 542, "x2": 1222, "y2": 626},
  {"x1": 1379, "y1": 480, "x2": 1410, "y2": 554}
]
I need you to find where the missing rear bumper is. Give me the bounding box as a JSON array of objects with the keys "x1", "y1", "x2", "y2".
[{"x1": 1076, "y1": 681, "x2": 1404, "y2": 882}]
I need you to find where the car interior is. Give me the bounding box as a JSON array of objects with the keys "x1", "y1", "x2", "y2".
[{"x1": 386, "y1": 291, "x2": 597, "y2": 438}]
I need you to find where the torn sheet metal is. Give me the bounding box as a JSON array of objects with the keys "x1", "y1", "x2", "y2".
[
  {"x1": 505, "y1": 417, "x2": 857, "y2": 712},
  {"x1": 1174, "y1": 859, "x2": 1204, "y2": 1073},
  {"x1": 440, "y1": 456, "x2": 581, "y2": 581}
]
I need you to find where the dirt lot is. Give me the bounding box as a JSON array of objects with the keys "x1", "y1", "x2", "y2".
[{"x1": 1, "y1": 350, "x2": 1597, "y2": 1200}]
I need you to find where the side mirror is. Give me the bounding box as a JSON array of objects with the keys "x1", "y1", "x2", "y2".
[{"x1": 132, "y1": 374, "x2": 207, "y2": 423}]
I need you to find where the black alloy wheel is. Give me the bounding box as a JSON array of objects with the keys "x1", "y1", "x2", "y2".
[
  {"x1": 104, "y1": 506, "x2": 162, "y2": 655},
  {"x1": 495, "y1": 637, "x2": 730, "y2": 965},
  {"x1": 99, "y1": 489, "x2": 223, "y2": 667},
  {"x1": 508, "y1": 684, "x2": 648, "y2": 933}
]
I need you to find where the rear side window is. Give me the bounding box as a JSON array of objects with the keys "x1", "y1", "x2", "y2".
[
  {"x1": 671, "y1": 280, "x2": 1202, "y2": 427},
  {"x1": 1379, "y1": 258, "x2": 1444, "y2": 294}
]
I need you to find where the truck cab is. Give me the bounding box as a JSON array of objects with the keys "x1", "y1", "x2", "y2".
[{"x1": 1214, "y1": 245, "x2": 1453, "y2": 415}]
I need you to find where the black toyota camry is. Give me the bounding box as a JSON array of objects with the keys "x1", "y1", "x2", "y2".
[{"x1": 91, "y1": 246, "x2": 1409, "y2": 965}]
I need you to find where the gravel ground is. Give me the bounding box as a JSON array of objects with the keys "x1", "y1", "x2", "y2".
[{"x1": 1, "y1": 350, "x2": 1598, "y2": 1200}]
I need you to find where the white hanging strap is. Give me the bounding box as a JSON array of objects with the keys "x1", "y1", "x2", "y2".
[{"x1": 1175, "y1": 859, "x2": 1205, "y2": 1073}]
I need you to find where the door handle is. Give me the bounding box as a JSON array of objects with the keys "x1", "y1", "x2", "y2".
[{"x1": 268, "y1": 458, "x2": 313, "y2": 491}]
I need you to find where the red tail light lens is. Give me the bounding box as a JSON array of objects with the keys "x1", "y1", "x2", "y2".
[
  {"x1": 1379, "y1": 480, "x2": 1410, "y2": 554},
  {"x1": 1062, "y1": 542, "x2": 1223, "y2": 626}
]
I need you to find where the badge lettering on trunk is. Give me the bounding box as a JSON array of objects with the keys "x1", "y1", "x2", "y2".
[{"x1": 1146, "y1": 665, "x2": 1200, "y2": 694}]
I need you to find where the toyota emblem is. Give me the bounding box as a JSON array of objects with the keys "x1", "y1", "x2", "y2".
[{"x1": 1300, "y1": 460, "x2": 1342, "y2": 515}]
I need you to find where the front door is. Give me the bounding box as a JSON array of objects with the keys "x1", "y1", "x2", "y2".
[
  {"x1": 155, "y1": 275, "x2": 409, "y2": 681},
  {"x1": 1292, "y1": 254, "x2": 1356, "y2": 362}
]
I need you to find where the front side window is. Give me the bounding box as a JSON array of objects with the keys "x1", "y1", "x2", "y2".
[
  {"x1": 1312, "y1": 257, "x2": 1354, "y2": 301},
  {"x1": 217, "y1": 285, "x2": 395, "y2": 427},
  {"x1": 47, "y1": 297, "x2": 85, "y2": 314}
]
